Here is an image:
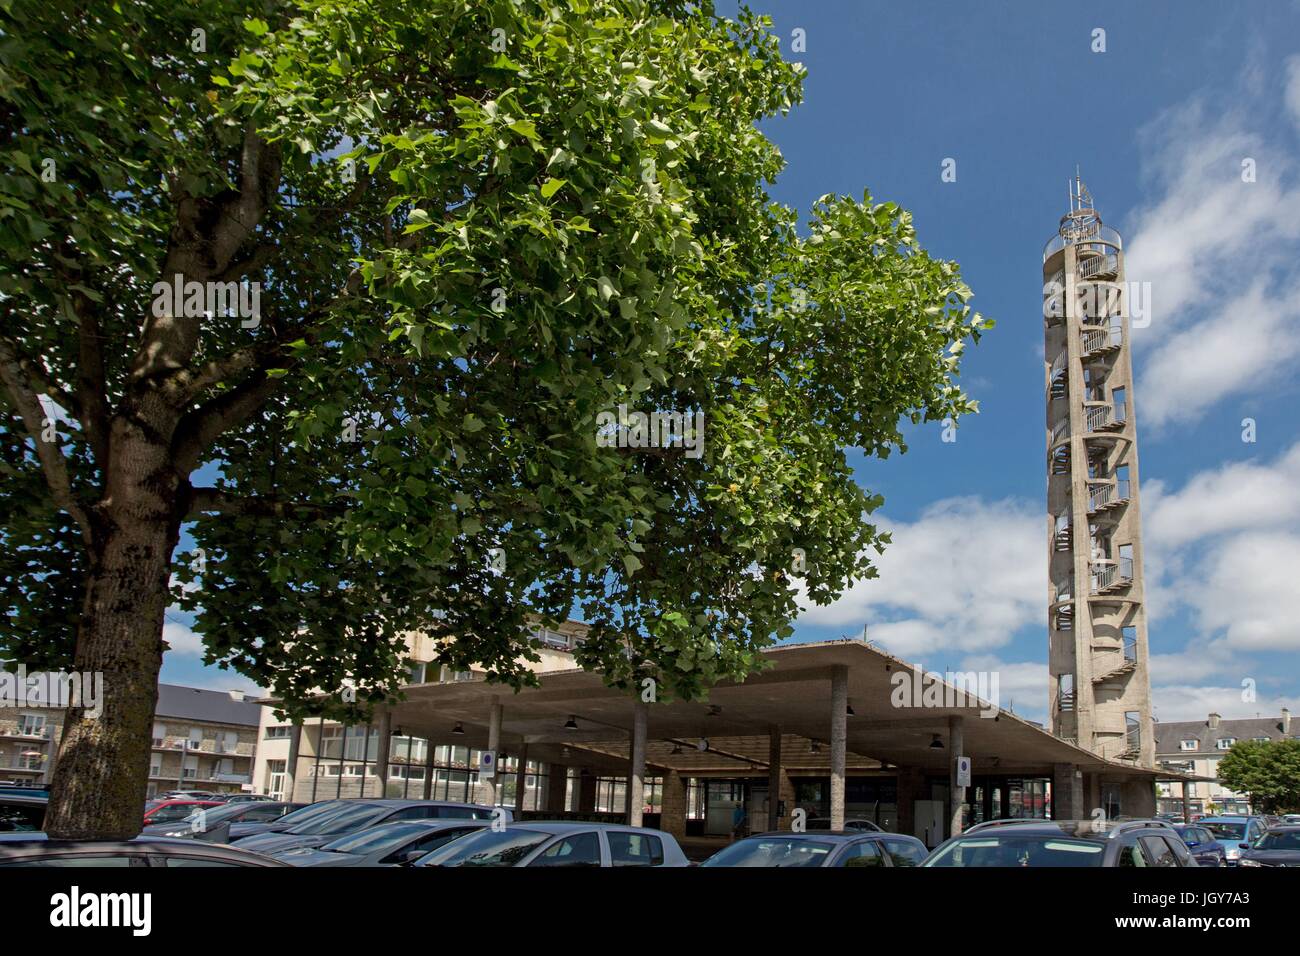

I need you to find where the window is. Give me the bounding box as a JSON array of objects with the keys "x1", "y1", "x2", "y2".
[
  {"x1": 16, "y1": 714, "x2": 46, "y2": 737},
  {"x1": 608, "y1": 832, "x2": 664, "y2": 867},
  {"x1": 1117, "y1": 843, "x2": 1146, "y2": 867},
  {"x1": 530, "y1": 832, "x2": 601, "y2": 868},
  {"x1": 1139, "y1": 836, "x2": 1179, "y2": 867},
  {"x1": 882, "y1": 839, "x2": 927, "y2": 868},
  {"x1": 1215, "y1": 738, "x2": 1236, "y2": 750},
  {"x1": 1180, "y1": 740, "x2": 1197, "y2": 751},
  {"x1": 264, "y1": 726, "x2": 292, "y2": 739},
  {"x1": 4, "y1": 855, "x2": 136, "y2": 867},
  {"x1": 0, "y1": 802, "x2": 46, "y2": 832},
  {"x1": 161, "y1": 857, "x2": 243, "y2": 868},
  {"x1": 152, "y1": 723, "x2": 165, "y2": 746},
  {"x1": 837, "y1": 841, "x2": 885, "y2": 867}
]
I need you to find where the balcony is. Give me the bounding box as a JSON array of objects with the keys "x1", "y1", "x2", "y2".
[
  {"x1": 1084, "y1": 403, "x2": 1126, "y2": 433},
  {"x1": 1087, "y1": 479, "x2": 1130, "y2": 515},
  {"x1": 1090, "y1": 556, "x2": 1133, "y2": 594},
  {"x1": 1093, "y1": 636, "x2": 1139, "y2": 683},
  {"x1": 0, "y1": 723, "x2": 50, "y2": 740},
  {"x1": 1077, "y1": 251, "x2": 1119, "y2": 281},
  {"x1": 1081, "y1": 317, "x2": 1123, "y2": 359}
]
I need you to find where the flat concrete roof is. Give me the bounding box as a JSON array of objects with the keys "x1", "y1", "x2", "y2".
[{"x1": 357, "y1": 639, "x2": 1179, "y2": 783}]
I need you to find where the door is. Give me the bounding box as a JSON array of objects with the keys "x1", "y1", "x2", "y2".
[{"x1": 914, "y1": 800, "x2": 944, "y2": 848}]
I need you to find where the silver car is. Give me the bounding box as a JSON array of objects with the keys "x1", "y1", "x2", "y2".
[
  {"x1": 271, "y1": 819, "x2": 486, "y2": 866},
  {"x1": 414, "y1": 821, "x2": 690, "y2": 867}
]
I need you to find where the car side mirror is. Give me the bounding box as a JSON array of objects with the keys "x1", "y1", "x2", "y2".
[{"x1": 1238, "y1": 843, "x2": 1250, "y2": 849}]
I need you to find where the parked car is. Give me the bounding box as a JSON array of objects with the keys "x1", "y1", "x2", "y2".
[
  {"x1": 156, "y1": 790, "x2": 222, "y2": 801},
  {"x1": 806, "y1": 817, "x2": 883, "y2": 833},
  {"x1": 272, "y1": 819, "x2": 487, "y2": 867},
  {"x1": 142, "y1": 799, "x2": 223, "y2": 826},
  {"x1": 701, "y1": 830, "x2": 928, "y2": 867},
  {"x1": 221, "y1": 793, "x2": 276, "y2": 803},
  {"x1": 225, "y1": 799, "x2": 347, "y2": 842},
  {"x1": 1198, "y1": 815, "x2": 1269, "y2": 865},
  {"x1": 1172, "y1": 824, "x2": 1227, "y2": 867},
  {"x1": 1283, "y1": 814, "x2": 1300, "y2": 825},
  {"x1": 143, "y1": 800, "x2": 306, "y2": 839},
  {"x1": 414, "y1": 821, "x2": 689, "y2": 867},
  {"x1": 232, "y1": 799, "x2": 506, "y2": 855},
  {"x1": 922, "y1": 819, "x2": 1196, "y2": 867},
  {"x1": 0, "y1": 793, "x2": 47, "y2": 832},
  {"x1": 1239, "y1": 824, "x2": 1300, "y2": 867},
  {"x1": 0, "y1": 832, "x2": 286, "y2": 867}
]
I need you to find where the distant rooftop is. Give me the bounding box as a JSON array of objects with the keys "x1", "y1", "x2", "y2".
[{"x1": 155, "y1": 684, "x2": 261, "y2": 727}]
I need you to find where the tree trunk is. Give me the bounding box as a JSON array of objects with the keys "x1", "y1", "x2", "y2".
[{"x1": 44, "y1": 403, "x2": 182, "y2": 840}]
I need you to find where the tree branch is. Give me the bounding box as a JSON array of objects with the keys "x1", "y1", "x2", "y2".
[
  {"x1": 0, "y1": 338, "x2": 94, "y2": 547},
  {"x1": 186, "y1": 486, "x2": 345, "y2": 519}
]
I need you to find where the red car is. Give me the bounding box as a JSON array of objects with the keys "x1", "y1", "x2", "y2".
[{"x1": 142, "y1": 799, "x2": 222, "y2": 827}]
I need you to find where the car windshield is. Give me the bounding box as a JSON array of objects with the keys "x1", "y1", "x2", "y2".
[
  {"x1": 924, "y1": 835, "x2": 1106, "y2": 867},
  {"x1": 1202, "y1": 821, "x2": 1246, "y2": 840},
  {"x1": 1252, "y1": 830, "x2": 1300, "y2": 850},
  {"x1": 270, "y1": 802, "x2": 344, "y2": 828},
  {"x1": 418, "y1": 828, "x2": 550, "y2": 867},
  {"x1": 322, "y1": 823, "x2": 432, "y2": 855},
  {"x1": 290, "y1": 803, "x2": 386, "y2": 835},
  {"x1": 701, "y1": 837, "x2": 835, "y2": 867},
  {"x1": 150, "y1": 804, "x2": 207, "y2": 823}
]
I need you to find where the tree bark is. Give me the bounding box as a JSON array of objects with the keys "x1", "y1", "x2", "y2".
[{"x1": 44, "y1": 398, "x2": 183, "y2": 840}]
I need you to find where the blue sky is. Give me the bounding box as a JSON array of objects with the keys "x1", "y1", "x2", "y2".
[{"x1": 164, "y1": 1, "x2": 1300, "y2": 726}]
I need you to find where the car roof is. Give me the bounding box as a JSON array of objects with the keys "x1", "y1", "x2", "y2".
[
  {"x1": 0, "y1": 832, "x2": 281, "y2": 859},
  {"x1": 0, "y1": 794, "x2": 47, "y2": 805},
  {"x1": 503, "y1": 821, "x2": 661, "y2": 834},
  {"x1": 743, "y1": 830, "x2": 876, "y2": 842}
]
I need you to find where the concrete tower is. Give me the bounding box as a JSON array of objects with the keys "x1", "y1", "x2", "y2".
[{"x1": 1042, "y1": 174, "x2": 1154, "y2": 767}]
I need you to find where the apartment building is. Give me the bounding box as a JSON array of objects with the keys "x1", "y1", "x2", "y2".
[
  {"x1": 147, "y1": 684, "x2": 261, "y2": 798},
  {"x1": 0, "y1": 681, "x2": 260, "y2": 797},
  {"x1": 1155, "y1": 710, "x2": 1296, "y2": 816}
]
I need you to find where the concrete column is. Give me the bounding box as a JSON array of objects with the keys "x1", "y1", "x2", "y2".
[
  {"x1": 1052, "y1": 762, "x2": 1083, "y2": 819},
  {"x1": 1121, "y1": 777, "x2": 1156, "y2": 817},
  {"x1": 897, "y1": 767, "x2": 923, "y2": 837},
  {"x1": 546, "y1": 764, "x2": 568, "y2": 813},
  {"x1": 776, "y1": 769, "x2": 796, "y2": 831},
  {"x1": 284, "y1": 721, "x2": 303, "y2": 801},
  {"x1": 1085, "y1": 771, "x2": 1101, "y2": 818},
  {"x1": 374, "y1": 706, "x2": 392, "y2": 799},
  {"x1": 628, "y1": 699, "x2": 647, "y2": 826},
  {"x1": 577, "y1": 772, "x2": 596, "y2": 813},
  {"x1": 767, "y1": 725, "x2": 783, "y2": 830},
  {"x1": 514, "y1": 743, "x2": 529, "y2": 816},
  {"x1": 948, "y1": 716, "x2": 965, "y2": 838},
  {"x1": 660, "y1": 769, "x2": 688, "y2": 842},
  {"x1": 422, "y1": 736, "x2": 435, "y2": 801},
  {"x1": 476, "y1": 699, "x2": 503, "y2": 805},
  {"x1": 829, "y1": 665, "x2": 848, "y2": 830}
]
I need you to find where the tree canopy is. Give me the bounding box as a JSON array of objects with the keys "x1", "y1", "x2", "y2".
[{"x1": 1, "y1": 0, "x2": 987, "y2": 730}]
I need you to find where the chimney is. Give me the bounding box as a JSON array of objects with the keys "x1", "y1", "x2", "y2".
[
  {"x1": 1208, "y1": 712, "x2": 1221, "y2": 730},
  {"x1": 227, "y1": 689, "x2": 245, "y2": 702},
  {"x1": 1283, "y1": 708, "x2": 1291, "y2": 735}
]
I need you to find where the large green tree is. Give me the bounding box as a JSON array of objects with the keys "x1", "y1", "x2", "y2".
[
  {"x1": 0, "y1": 0, "x2": 988, "y2": 838},
  {"x1": 1219, "y1": 738, "x2": 1300, "y2": 813}
]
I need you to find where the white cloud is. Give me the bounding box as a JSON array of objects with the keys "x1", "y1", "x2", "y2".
[
  {"x1": 162, "y1": 619, "x2": 206, "y2": 657},
  {"x1": 1153, "y1": 684, "x2": 1300, "y2": 724},
  {"x1": 797, "y1": 496, "x2": 1042, "y2": 658},
  {"x1": 1285, "y1": 54, "x2": 1300, "y2": 131},
  {"x1": 1124, "y1": 78, "x2": 1300, "y2": 427}
]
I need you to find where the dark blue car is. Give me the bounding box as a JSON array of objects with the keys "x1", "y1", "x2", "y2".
[{"x1": 1172, "y1": 824, "x2": 1226, "y2": 867}]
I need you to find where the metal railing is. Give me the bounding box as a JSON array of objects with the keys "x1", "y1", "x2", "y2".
[
  {"x1": 1087, "y1": 479, "x2": 1130, "y2": 512},
  {"x1": 1077, "y1": 253, "x2": 1119, "y2": 280},
  {"x1": 1081, "y1": 320, "x2": 1123, "y2": 356},
  {"x1": 1091, "y1": 556, "x2": 1133, "y2": 593},
  {"x1": 1085, "y1": 404, "x2": 1125, "y2": 432}
]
